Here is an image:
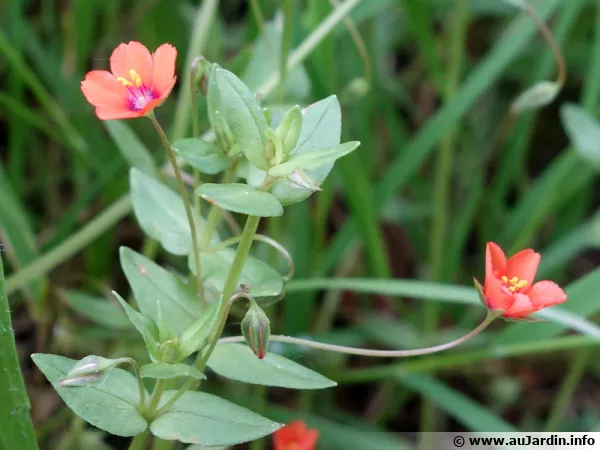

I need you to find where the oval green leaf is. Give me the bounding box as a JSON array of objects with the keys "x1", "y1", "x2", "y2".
[
  {"x1": 190, "y1": 248, "x2": 283, "y2": 300},
  {"x1": 215, "y1": 69, "x2": 269, "y2": 170},
  {"x1": 172, "y1": 138, "x2": 230, "y2": 175},
  {"x1": 197, "y1": 183, "x2": 283, "y2": 217},
  {"x1": 150, "y1": 390, "x2": 281, "y2": 446},
  {"x1": 269, "y1": 141, "x2": 360, "y2": 177},
  {"x1": 130, "y1": 168, "x2": 201, "y2": 255},
  {"x1": 207, "y1": 343, "x2": 336, "y2": 389},
  {"x1": 140, "y1": 363, "x2": 206, "y2": 381},
  {"x1": 120, "y1": 247, "x2": 204, "y2": 335},
  {"x1": 31, "y1": 353, "x2": 148, "y2": 437},
  {"x1": 561, "y1": 103, "x2": 600, "y2": 169}
]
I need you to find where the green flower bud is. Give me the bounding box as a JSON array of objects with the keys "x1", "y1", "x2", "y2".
[
  {"x1": 159, "y1": 339, "x2": 180, "y2": 364},
  {"x1": 241, "y1": 302, "x2": 270, "y2": 359},
  {"x1": 192, "y1": 56, "x2": 212, "y2": 96},
  {"x1": 287, "y1": 169, "x2": 322, "y2": 192},
  {"x1": 275, "y1": 106, "x2": 302, "y2": 157},
  {"x1": 58, "y1": 355, "x2": 124, "y2": 387}
]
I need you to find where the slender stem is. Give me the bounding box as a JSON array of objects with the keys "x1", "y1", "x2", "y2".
[
  {"x1": 146, "y1": 380, "x2": 167, "y2": 418},
  {"x1": 6, "y1": 195, "x2": 132, "y2": 296},
  {"x1": 198, "y1": 215, "x2": 262, "y2": 371},
  {"x1": 278, "y1": 0, "x2": 294, "y2": 101},
  {"x1": 149, "y1": 114, "x2": 205, "y2": 309},
  {"x1": 207, "y1": 234, "x2": 294, "y2": 280},
  {"x1": 128, "y1": 431, "x2": 149, "y2": 450},
  {"x1": 219, "y1": 312, "x2": 495, "y2": 357},
  {"x1": 155, "y1": 216, "x2": 262, "y2": 417},
  {"x1": 523, "y1": 0, "x2": 566, "y2": 87}
]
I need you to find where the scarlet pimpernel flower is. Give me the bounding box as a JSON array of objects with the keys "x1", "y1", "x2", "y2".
[
  {"x1": 273, "y1": 420, "x2": 319, "y2": 450},
  {"x1": 476, "y1": 242, "x2": 567, "y2": 319},
  {"x1": 81, "y1": 41, "x2": 177, "y2": 120}
]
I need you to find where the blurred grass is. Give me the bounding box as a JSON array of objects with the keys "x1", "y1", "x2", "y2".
[{"x1": 2, "y1": 0, "x2": 600, "y2": 448}]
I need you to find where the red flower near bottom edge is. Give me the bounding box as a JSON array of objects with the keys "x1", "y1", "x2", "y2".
[{"x1": 273, "y1": 420, "x2": 319, "y2": 450}]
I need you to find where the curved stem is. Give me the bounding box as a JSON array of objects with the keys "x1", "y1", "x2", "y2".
[
  {"x1": 149, "y1": 114, "x2": 205, "y2": 309},
  {"x1": 207, "y1": 234, "x2": 294, "y2": 280},
  {"x1": 219, "y1": 312, "x2": 495, "y2": 357},
  {"x1": 523, "y1": 0, "x2": 566, "y2": 87}
]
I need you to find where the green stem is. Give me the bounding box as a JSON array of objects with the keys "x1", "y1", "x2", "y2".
[
  {"x1": 5, "y1": 195, "x2": 132, "y2": 296},
  {"x1": 278, "y1": 0, "x2": 294, "y2": 101},
  {"x1": 128, "y1": 431, "x2": 149, "y2": 450},
  {"x1": 198, "y1": 215, "x2": 262, "y2": 371},
  {"x1": 422, "y1": 2, "x2": 468, "y2": 444},
  {"x1": 146, "y1": 380, "x2": 167, "y2": 417},
  {"x1": 154, "y1": 216, "x2": 262, "y2": 417},
  {"x1": 219, "y1": 312, "x2": 495, "y2": 357},
  {"x1": 149, "y1": 114, "x2": 205, "y2": 309},
  {"x1": 543, "y1": 349, "x2": 590, "y2": 431}
]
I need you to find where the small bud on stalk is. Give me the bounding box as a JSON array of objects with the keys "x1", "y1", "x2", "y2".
[{"x1": 241, "y1": 301, "x2": 271, "y2": 359}]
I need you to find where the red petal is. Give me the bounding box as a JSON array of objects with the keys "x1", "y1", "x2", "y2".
[
  {"x1": 503, "y1": 293, "x2": 537, "y2": 318},
  {"x1": 300, "y1": 429, "x2": 319, "y2": 450},
  {"x1": 95, "y1": 106, "x2": 143, "y2": 120},
  {"x1": 110, "y1": 41, "x2": 153, "y2": 87},
  {"x1": 81, "y1": 70, "x2": 129, "y2": 109},
  {"x1": 505, "y1": 249, "x2": 540, "y2": 289},
  {"x1": 483, "y1": 275, "x2": 514, "y2": 310},
  {"x1": 528, "y1": 281, "x2": 567, "y2": 308},
  {"x1": 485, "y1": 242, "x2": 506, "y2": 281},
  {"x1": 152, "y1": 44, "x2": 177, "y2": 96}
]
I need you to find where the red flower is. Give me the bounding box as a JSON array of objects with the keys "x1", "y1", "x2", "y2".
[
  {"x1": 480, "y1": 242, "x2": 567, "y2": 319},
  {"x1": 273, "y1": 420, "x2": 318, "y2": 450},
  {"x1": 81, "y1": 41, "x2": 177, "y2": 120}
]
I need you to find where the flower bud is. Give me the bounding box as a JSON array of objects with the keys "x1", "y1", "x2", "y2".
[
  {"x1": 159, "y1": 339, "x2": 180, "y2": 363},
  {"x1": 287, "y1": 170, "x2": 322, "y2": 192},
  {"x1": 275, "y1": 106, "x2": 302, "y2": 157},
  {"x1": 192, "y1": 56, "x2": 212, "y2": 96},
  {"x1": 241, "y1": 302, "x2": 271, "y2": 359},
  {"x1": 58, "y1": 355, "x2": 122, "y2": 387}
]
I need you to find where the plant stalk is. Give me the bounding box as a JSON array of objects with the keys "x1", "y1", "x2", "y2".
[{"x1": 149, "y1": 114, "x2": 205, "y2": 309}]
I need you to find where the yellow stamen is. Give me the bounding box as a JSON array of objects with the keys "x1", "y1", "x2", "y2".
[
  {"x1": 129, "y1": 69, "x2": 143, "y2": 87},
  {"x1": 502, "y1": 275, "x2": 529, "y2": 293},
  {"x1": 117, "y1": 76, "x2": 132, "y2": 87}
]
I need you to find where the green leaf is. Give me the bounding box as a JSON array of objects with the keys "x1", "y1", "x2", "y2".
[
  {"x1": 120, "y1": 247, "x2": 203, "y2": 335},
  {"x1": 150, "y1": 390, "x2": 281, "y2": 445},
  {"x1": 196, "y1": 183, "x2": 283, "y2": 217},
  {"x1": 104, "y1": 120, "x2": 155, "y2": 175},
  {"x1": 269, "y1": 141, "x2": 361, "y2": 177},
  {"x1": 31, "y1": 353, "x2": 147, "y2": 437},
  {"x1": 172, "y1": 138, "x2": 230, "y2": 175},
  {"x1": 0, "y1": 255, "x2": 38, "y2": 449},
  {"x1": 215, "y1": 68, "x2": 269, "y2": 170},
  {"x1": 247, "y1": 95, "x2": 342, "y2": 205},
  {"x1": 62, "y1": 290, "x2": 130, "y2": 330},
  {"x1": 560, "y1": 103, "x2": 600, "y2": 169},
  {"x1": 207, "y1": 343, "x2": 336, "y2": 389},
  {"x1": 190, "y1": 248, "x2": 283, "y2": 301},
  {"x1": 112, "y1": 291, "x2": 160, "y2": 361},
  {"x1": 130, "y1": 168, "x2": 200, "y2": 256},
  {"x1": 140, "y1": 363, "x2": 206, "y2": 381}
]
